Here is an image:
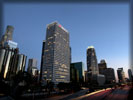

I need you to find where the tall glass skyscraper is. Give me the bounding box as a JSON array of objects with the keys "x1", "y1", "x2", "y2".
[
  {"x1": 42, "y1": 22, "x2": 70, "y2": 84},
  {"x1": 87, "y1": 46, "x2": 99, "y2": 75}
]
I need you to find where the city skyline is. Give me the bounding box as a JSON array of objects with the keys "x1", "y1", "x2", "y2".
[{"x1": 3, "y1": 3, "x2": 129, "y2": 78}]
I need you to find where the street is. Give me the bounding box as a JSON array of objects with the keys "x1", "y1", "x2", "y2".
[{"x1": 82, "y1": 86, "x2": 130, "y2": 100}]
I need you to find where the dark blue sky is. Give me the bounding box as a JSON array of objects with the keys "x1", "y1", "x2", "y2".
[{"x1": 3, "y1": 3, "x2": 129, "y2": 77}]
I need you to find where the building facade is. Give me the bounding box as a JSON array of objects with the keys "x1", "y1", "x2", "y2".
[
  {"x1": 70, "y1": 62, "x2": 84, "y2": 82},
  {"x1": 40, "y1": 40, "x2": 45, "y2": 82},
  {"x1": 42, "y1": 22, "x2": 70, "y2": 84},
  {"x1": 27, "y1": 58, "x2": 37, "y2": 74},
  {"x1": 0, "y1": 47, "x2": 27, "y2": 79},
  {"x1": 128, "y1": 69, "x2": 133, "y2": 81},
  {"x1": 0, "y1": 25, "x2": 14, "y2": 47},
  {"x1": 117, "y1": 68, "x2": 126, "y2": 83},
  {"x1": 98, "y1": 59, "x2": 107, "y2": 74},
  {"x1": 104, "y1": 68, "x2": 115, "y2": 84},
  {"x1": 87, "y1": 46, "x2": 99, "y2": 75},
  {"x1": 70, "y1": 65, "x2": 79, "y2": 82}
]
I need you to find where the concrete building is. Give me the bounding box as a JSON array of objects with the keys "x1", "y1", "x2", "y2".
[
  {"x1": 117, "y1": 68, "x2": 126, "y2": 83},
  {"x1": 42, "y1": 22, "x2": 70, "y2": 84}
]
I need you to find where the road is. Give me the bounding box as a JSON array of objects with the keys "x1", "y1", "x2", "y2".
[
  {"x1": 40, "y1": 85, "x2": 132, "y2": 100},
  {"x1": 82, "y1": 86, "x2": 131, "y2": 100}
]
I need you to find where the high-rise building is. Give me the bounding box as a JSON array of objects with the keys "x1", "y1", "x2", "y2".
[
  {"x1": 70, "y1": 62, "x2": 84, "y2": 82},
  {"x1": 4, "y1": 40, "x2": 17, "y2": 49},
  {"x1": 0, "y1": 25, "x2": 27, "y2": 80},
  {"x1": 98, "y1": 59, "x2": 107, "y2": 74},
  {"x1": 117, "y1": 68, "x2": 126, "y2": 83},
  {"x1": 70, "y1": 65, "x2": 79, "y2": 82},
  {"x1": 128, "y1": 69, "x2": 133, "y2": 81},
  {"x1": 84, "y1": 71, "x2": 89, "y2": 83},
  {"x1": 87, "y1": 46, "x2": 99, "y2": 75},
  {"x1": 40, "y1": 40, "x2": 45, "y2": 82},
  {"x1": 16, "y1": 54, "x2": 27, "y2": 74},
  {"x1": 0, "y1": 25, "x2": 14, "y2": 47},
  {"x1": 0, "y1": 47, "x2": 27, "y2": 79},
  {"x1": 104, "y1": 68, "x2": 115, "y2": 83},
  {"x1": 27, "y1": 58, "x2": 37, "y2": 74},
  {"x1": 42, "y1": 22, "x2": 70, "y2": 84}
]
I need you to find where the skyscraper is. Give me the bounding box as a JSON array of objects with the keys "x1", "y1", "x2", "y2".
[
  {"x1": 27, "y1": 58, "x2": 37, "y2": 74},
  {"x1": 0, "y1": 48, "x2": 27, "y2": 79},
  {"x1": 87, "y1": 46, "x2": 99, "y2": 75},
  {"x1": 98, "y1": 59, "x2": 107, "y2": 74},
  {"x1": 42, "y1": 22, "x2": 70, "y2": 84},
  {"x1": 117, "y1": 68, "x2": 126, "y2": 83},
  {"x1": 0, "y1": 25, "x2": 14, "y2": 47},
  {"x1": 70, "y1": 62, "x2": 84, "y2": 82},
  {"x1": 128, "y1": 69, "x2": 132, "y2": 81},
  {"x1": 40, "y1": 40, "x2": 45, "y2": 82},
  {"x1": 104, "y1": 68, "x2": 115, "y2": 84}
]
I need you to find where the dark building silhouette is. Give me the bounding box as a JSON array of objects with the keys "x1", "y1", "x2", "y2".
[
  {"x1": 84, "y1": 71, "x2": 89, "y2": 83},
  {"x1": 98, "y1": 59, "x2": 107, "y2": 74},
  {"x1": 70, "y1": 62, "x2": 84, "y2": 83},
  {"x1": 128, "y1": 69, "x2": 133, "y2": 81},
  {"x1": 87, "y1": 46, "x2": 99, "y2": 76},
  {"x1": 117, "y1": 68, "x2": 126, "y2": 83},
  {"x1": 40, "y1": 40, "x2": 45, "y2": 82},
  {"x1": 104, "y1": 68, "x2": 115, "y2": 84},
  {"x1": 70, "y1": 65, "x2": 79, "y2": 82}
]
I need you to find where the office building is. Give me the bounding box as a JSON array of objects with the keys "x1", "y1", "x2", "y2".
[
  {"x1": 104, "y1": 68, "x2": 115, "y2": 83},
  {"x1": 4, "y1": 40, "x2": 17, "y2": 49},
  {"x1": 70, "y1": 65, "x2": 79, "y2": 82},
  {"x1": 98, "y1": 59, "x2": 107, "y2": 74},
  {"x1": 84, "y1": 71, "x2": 89, "y2": 83},
  {"x1": 16, "y1": 54, "x2": 27, "y2": 74},
  {"x1": 42, "y1": 22, "x2": 70, "y2": 84},
  {"x1": 70, "y1": 62, "x2": 84, "y2": 82},
  {"x1": 0, "y1": 25, "x2": 14, "y2": 47},
  {"x1": 27, "y1": 58, "x2": 37, "y2": 74},
  {"x1": 117, "y1": 68, "x2": 126, "y2": 83},
  {"x1": 40, "y1": 40, "x2": 45, "y2": 82},
  {"x1": 0, "y1": 47, "x2": 27, "y2": 79},
  {"x1": 128, "y1": 69, "x2": 133, "y2": 81},
  {"x1": 87, "y1": 46, "x2": 99, "y2": 75}
]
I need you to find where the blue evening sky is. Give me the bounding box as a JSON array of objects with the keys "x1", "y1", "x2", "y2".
[{"x1": 3, "y1": 3, "x2": 129, "y2": 78}]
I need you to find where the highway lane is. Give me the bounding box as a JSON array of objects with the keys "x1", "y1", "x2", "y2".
[{"x1": 82, "y1": 86, "x2": 130, "y2": 100}]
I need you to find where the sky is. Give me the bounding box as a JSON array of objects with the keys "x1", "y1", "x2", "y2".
[{"x1": 3, "y1": 3, "x2": 129, "y2": 78}]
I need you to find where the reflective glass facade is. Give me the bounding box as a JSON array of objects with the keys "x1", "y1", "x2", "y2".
[
  {"x1": 0, "y1": 47, "x2": 26, "y2": 79},
  {"x1": 70, "y1": 62, "x2": 84, "y2": 82}
]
